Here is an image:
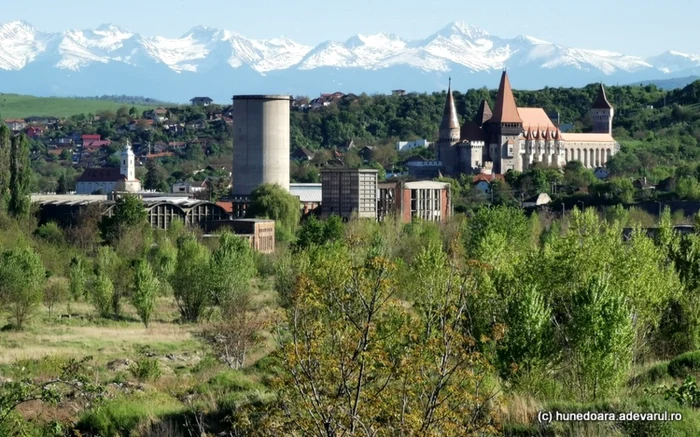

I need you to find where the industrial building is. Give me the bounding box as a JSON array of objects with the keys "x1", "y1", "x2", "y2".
[
  {"x1": 289, "y1": 183, "x2": 322, "y2": 215},
  {"x1": 204, "y1": 219, "x2": 275, "y2": 254},
  {"x1": 377, "y1": 180, "x2": 452, "y2": 223},
  {"x1": 320, "y1": 169, "x2": 378, "y2": 220},
  {"x1": 31, "y1": 194, "x2": 275, "y2": 253},
  {"x1": 231, "y1": 94, "x2": 291, "y2": 198}
]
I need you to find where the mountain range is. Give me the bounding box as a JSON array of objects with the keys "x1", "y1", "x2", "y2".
[{"x1": 1, "y1": 20, "x2": 699, "y2": 103}]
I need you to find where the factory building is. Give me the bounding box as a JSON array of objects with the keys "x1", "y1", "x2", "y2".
[
  {"x1": 377, "y1": 180, "x2": 452, "y2": 223},
  {"x1": 320, "y1": 169, "x2": 378, "y2": 220}
]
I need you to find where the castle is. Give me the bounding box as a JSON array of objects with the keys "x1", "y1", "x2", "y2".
[{"x1": 437, "y1": 71, "x2": 620, "y2": 176}]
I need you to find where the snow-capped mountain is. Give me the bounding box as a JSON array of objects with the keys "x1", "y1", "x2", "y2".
[{"x1": 0, "y1": 20, "x2": 698, "y2": 102}]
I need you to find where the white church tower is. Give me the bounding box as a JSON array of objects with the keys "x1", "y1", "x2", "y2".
[
  {"x1": 120, "y1": 139, "x2": 136, "y2": 181},
  {"x1": 118, "y1": 139, "x2": 141, "y2": 192}
]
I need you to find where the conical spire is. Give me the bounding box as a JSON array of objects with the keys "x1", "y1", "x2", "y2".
[
  {"x1": 440, "y1": 77, "x2": 460, "y2": 130},
  {"x1": 475, "y1": 99, "x2": 492, "y2": 126},
  {"x1": 489, "y1": 71, "x2": 522, "y2": 124},
  {"x1": 592, "y1": 83, "x2": 613, "y2": 109}
]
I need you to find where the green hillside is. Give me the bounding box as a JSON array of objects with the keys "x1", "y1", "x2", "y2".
[{"x1": 0, "y1": 93, "x2": 160, "y2": 119}]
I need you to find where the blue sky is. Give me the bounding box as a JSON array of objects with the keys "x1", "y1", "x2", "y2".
[{"x1": 4, "y1": 0, "x2": 697, "y2": 56}]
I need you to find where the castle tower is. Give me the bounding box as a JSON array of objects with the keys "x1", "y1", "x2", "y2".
[
  {"x1": 120, "y1": 138, "x2": 136, "y2": 181},
  {"x1": 475, "y1": 99, "x2": 492, "y2": 127},
  {"x1": 437, "y1": 78, "x2": 461, "y2": 176},
  {"x1": 486, "y1": 71, "x2": 524, "y2": 173},
  {"x1": 590, "y1": 83, "x2": 614, "y2": 134}
]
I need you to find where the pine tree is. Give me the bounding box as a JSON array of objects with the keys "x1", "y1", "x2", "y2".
[{"x1": 8, "y1": 134, "x2": 31, "y2": 218}]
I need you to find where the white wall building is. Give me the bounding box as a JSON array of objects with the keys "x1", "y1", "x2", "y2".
[
  {"x1": 396, "y1": 139, "x2": 430, "y2": 152},
  {"x1": 75, "y1": 140, "x2": 141, "y2": 194}
]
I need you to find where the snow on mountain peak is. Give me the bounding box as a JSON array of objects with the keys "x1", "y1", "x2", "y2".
[{"x1": 0, "y1": 20, "x2": 699, "y2": 93}]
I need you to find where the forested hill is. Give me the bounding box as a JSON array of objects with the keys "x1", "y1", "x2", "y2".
[{"x1": 291, "y1": 80, "x2": 700, "y2": 177}]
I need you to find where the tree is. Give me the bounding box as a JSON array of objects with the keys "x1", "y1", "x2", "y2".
[
  {"x1": 0, "y1": 125, "x2": 10, "y2": 211},
  {"x1": 273, "y1": 238, "x2": 500, "y2": 435},
  {"x1": 0, "y1": 247, "x2": 46, "y2": 330},
  {"x1": 69, "y1": 256, "x2": 88, "y2": 301},
  {"x1": 8, "y1": 134, "x2": 31, "y2": 218},
  {"x1": 144, "y1": 159, "x2": 167, "y2": 191},
  {"x1": 171, "y1": 235, "x2": 211, "y2": 322},
  {"x1": 567, "y1": 275, "x2": 634, "y2": 401},
  {"x1": 247, "y1": 183, "x2": 301, "y2": 241},
  {"x1": 43, "y1": 276, "x2": 69, "y2": 318},
  {"x1": 100, "y1": 194, "x2": 148, "y2": 244},
  {"x1": 92, "y1": 270, "x2": 115, "y2": 319},
  {"x1": 209, "y1": 231, "x2": 256, "y2": 307},
  {"x1": 131, "y1": 259, "x2": 159, "y2": 328}
]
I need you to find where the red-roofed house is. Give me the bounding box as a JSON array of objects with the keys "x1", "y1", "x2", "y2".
[
  {"x1": 473, "y1": 173, "x2": 505, "y2": 194},
  {"x1": 82, "y1": 134, "x2": 101, "y2": 143},
  {"x1": 25, "y1": 126, "x2": 45, "y2": 138}
]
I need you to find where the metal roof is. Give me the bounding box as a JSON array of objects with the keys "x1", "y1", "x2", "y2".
[{"x1": 289, "y1": 183, "x2": 322, "y2": 203}]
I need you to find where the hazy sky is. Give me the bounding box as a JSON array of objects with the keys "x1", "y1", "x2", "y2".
[{"x1": 3, "y1": 0, "x2": 697, "y2": 57}]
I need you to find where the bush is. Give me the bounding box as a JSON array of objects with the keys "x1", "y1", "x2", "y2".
[
  {"x1": 129, "y1": 358, "x2": 162, "y2": 382},
  {"x1": 35, "y1": 222, "x2": 65, "y2": 245},
  {"x1": 78, "y1": 393, "x2": 183, "y2": 436},
  {"x1": 668, "y1": 351, "x2": 700, "y2": 379}
]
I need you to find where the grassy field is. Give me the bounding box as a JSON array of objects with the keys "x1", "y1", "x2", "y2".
[{"x1": 0, "y1": 93, "x2": 162, "y2": 119}]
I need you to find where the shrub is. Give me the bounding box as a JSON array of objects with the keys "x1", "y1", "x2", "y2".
[
  {"x1": 668, "y1": 351, "x2": 700, "y2": 379},
  {"x1": 35, "y1": 222, "x2": 65, "y2": 245},
  {"x1": 129, "y1": 358, "x2": 162, "y2": 382}
]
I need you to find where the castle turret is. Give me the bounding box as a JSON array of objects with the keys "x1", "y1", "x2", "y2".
[
  {"x1": 120, "y1": 139, "x2": 136, "y2": 182},
  {"x1": 437, "y1": 78, "x2": 461, "y2": 176},
  {"x1": 439, "y1": 78, "x2": 460, "y2": 143},
  {"x1": 486, "y1": 71, "x2": 524, "y2": 173},
  {"x1": 475, "y1": 99, "x2": 492, "y2": 127},
  {"x1": 590, "y1": 83, "x2": 614, "y2": 134}
]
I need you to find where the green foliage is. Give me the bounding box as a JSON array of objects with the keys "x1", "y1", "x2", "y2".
[
  {"x1": 668, "y1": 351, "x2": 700, "y2": 379},
  {"x1": 171, "y1": 235, "x2": 211, "y2": 322},
  {"x1": 0, "y1": 125, "x2": 10, "y2": 212},
  {"x1": 131, "y1": 259, "x2": 159, "y2": 328},
  {"x1": 100, "y1": 194, "x2": 148, "y2": 244},
  {"x1": 247, "y1": 183, "x2": 301, "y2": 239},
  {"x1": 34, "y1": 222, "x2": 65, "y2": 245},
  {"x1": 209, "y1": 231, "x2": 256, "y2": 307},
  {"x1": 0, "y1": 93, "x2": 159, "y2": 119},
  {"x1": 663, "y1": 376, "x2": 700, "y2": 408},
  {"x1": 567, "y1": 275, "x2": 635, "y2": 401},
  {"x1": 0, "y1": 246, "x2": 46, "y2": 329},
  {"x1": 129, "y1": 357, "x2": 162, "y2": 382},
  {"x1": 8, "y1": 134, "x2": 31, "y2": 218},
  {"x1": 69, "y1": 256, "x2": 87, "y2": 301},
  {"x1": 294, "y1": 215, "x2": 344, "y2": 251},
  {"x1": 92, "y1": 271, "x2": 115, "y2": 319},
  {"x1": 42, "y1": 276, "x2": 69, "y2": 318},
  {"x1": 143, "y1": 159, "x2": 168, "y2": 192}
]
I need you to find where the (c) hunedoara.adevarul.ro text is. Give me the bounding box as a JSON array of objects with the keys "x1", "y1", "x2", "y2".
[{"x1": 537, "y1": 411, "x2": 682, "y2": 424}]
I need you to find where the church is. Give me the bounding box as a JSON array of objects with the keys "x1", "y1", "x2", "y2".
[
  {"x1": 75, "y1": 139, "x2": 141, "y2": 194},
  {"x1": 437, "y1": 71, "x2": 620, "y2": 176}
]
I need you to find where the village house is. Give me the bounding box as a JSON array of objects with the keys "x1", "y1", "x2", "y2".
[
  {"x1": 473, "y1": 173, "x2": 505, "y2": 194},
  {"x1": 310, "y1": 92, "x2": 346, "y2": 109},
  {"x1": 148, "y1": 108, "x2": 169, "y2": 123},
  {"x1": 190, "y1": 97, "x2": 213, "y2": 107},
  {"x1": 396, "y1": 139, "x2": 430, "y2": 152},
  {"x1": 4, "y1": 119, "x2": 27, "y2": 131},
  {"x1": 25, "y1": 126, "x2": 45, "y2": 138},
  {"x1": 291, "y1": 147, "x2": 315, "y2": 161}
]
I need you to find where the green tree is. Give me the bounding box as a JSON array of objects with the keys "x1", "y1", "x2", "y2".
[
  {"x1": 92, "y1": 271, "x2": 115, "y2": 319},
  {"x1": 247, "y1": 183, "x2": 301, "y2": 242},
  {"x1": 0, "y1": 125, "x2": 10, "y2": 211},
  {"x1": 0, "y1": 246, "x2": 46, "y2": 330},
  {"x1": 209, "y1": 231, "x2": 255, "y2": 307},
  {"x1": 143, "y1": 159, "x2": 167, "y2": 192},
  {"x1": 131, "y1": 259, "x2": 159, "y2": 328},
  {"x1": 69, "y1": 256, "x2": 88, "y2": 301},
  {"x1": 43, "y1": 276, "x2": 69, "y2": 318},
  {"x1": 171, "y1": 235, "x2": 211, "y2": 322},
  {"x1": 100, "y1": 194, "x2": 148, "y2": 244},
  {"x1": 8, "y1": 134, "x2": 31, "y2": 218},
  {"x1": 567, "y1": 275, "x2": 634, "y2": 401}
]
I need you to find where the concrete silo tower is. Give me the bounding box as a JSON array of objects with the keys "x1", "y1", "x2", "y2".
[{"x1": 231, "y1": 94, "x2": 291, "y2": 197}]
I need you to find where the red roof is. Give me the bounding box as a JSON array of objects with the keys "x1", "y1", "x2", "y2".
[
  {"x1": 82, "y1": 134, "x2": 101, "y2": 141},
  {"x1": 216, "y1": 201, "x2": 233, "y2": 213},
  {"x1": 4, "y1": 119, "x2": 25, "y2": 123},
  {"x1": 489, "y1": 71, "x2": 523, "y2": 124},
  {"x1": 145, "y1": 152, "x2": 174, "y2": 159},
  {"x1": 473, "y1": 174, "x2": 505, "y2": 184}
]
